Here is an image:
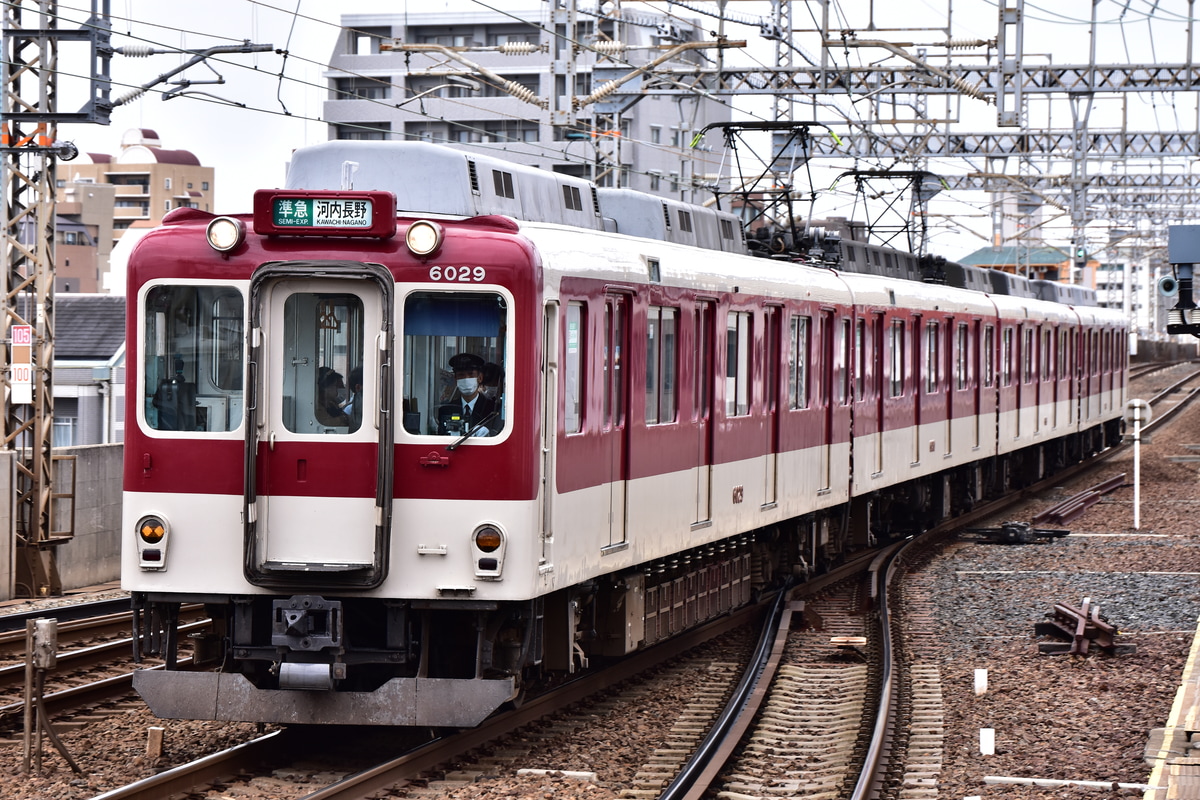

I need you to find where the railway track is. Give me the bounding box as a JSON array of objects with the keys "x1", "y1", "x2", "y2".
[
  {"x1": 24, "y1": 363, "x2": 1200, "y2": 799},
  {"x1": 84, "y1": 434, "x2": 1157, "y2": 800}
]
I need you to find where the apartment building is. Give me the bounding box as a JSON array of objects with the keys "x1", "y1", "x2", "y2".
[
  {"x1": 56, "y1": 128, "x2": 215, "y2": 247},
  {"x1": 325, "y1": 9, "x2": 730, "y2": 202}
]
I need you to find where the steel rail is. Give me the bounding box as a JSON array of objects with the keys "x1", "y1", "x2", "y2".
[
  {"x1": 0, "y1": 620, "x2": 209, "y2": 688},
  {"x1": 660, "y1": 579, "x2": 794, "y2": 800}
]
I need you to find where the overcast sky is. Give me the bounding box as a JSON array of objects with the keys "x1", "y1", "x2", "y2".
[{"x1": 49, "y1": 0, "x2": 1197, "y2": 260}]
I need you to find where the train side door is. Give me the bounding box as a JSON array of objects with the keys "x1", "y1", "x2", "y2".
[
  {"x1": 763, "y1": 307, "x2": 781, "y2": 506},
  {"x1": 603, "y1": 294, "x2": 630, "y2": 547},
  {"x1": 694, "y1": 300, "x2": 715, "y2": 524},
  {"x1": 245, "y1": 262, "x2": 394, "y2": 587}
]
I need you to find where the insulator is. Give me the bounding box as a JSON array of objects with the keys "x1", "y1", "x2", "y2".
[
  {"x1": 945, "y1": 38, "x2": 991, "y2": 50},
  {"x1": 950, "y1": 75, "x2": 987, "y2": 102},
  {"x1": 593, "y1": 41, "x2": 627, "y2": 55},
  {"x1": 504, "y1": 81, "x2": 539, "y2": 105},
  {"x1": 590, "y1": 80, "x2": 619, "y2": 102},
  {"x1": 116, "y1": 87, "x2": 146, "y2": 105},
  {"x1": 498, "y1": 42, "x2": 538, "y2": 55},
  {"x1": 118, "y1": 45, "x2": 155, "y2": 57}
]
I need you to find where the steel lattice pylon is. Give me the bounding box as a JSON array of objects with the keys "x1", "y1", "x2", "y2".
[{"x1": 3, "y1": 0, "x2": 62, "y2": 596}]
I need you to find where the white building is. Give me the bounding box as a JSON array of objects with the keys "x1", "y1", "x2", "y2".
[{"x1": 325, "y1": 9, "x2": 731, "y2": 203}]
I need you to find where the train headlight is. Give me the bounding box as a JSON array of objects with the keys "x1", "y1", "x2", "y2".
[
  {"x1": 206, "y1": 216, "x2": 246, "y2": 253},
  {"x1": 136, "y1": 514, "x2": 170, "y2": 570},
  {"x1": 405, "y1": 220, "x2": 443, "y2": 256},
  {"x1": 472, "y1": 524, "x2": 506, "y2": 580}
]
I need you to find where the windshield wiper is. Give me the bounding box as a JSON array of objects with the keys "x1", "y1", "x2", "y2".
[{"x1": 447, "y1": 411, "x2": 499, "y2": 451}]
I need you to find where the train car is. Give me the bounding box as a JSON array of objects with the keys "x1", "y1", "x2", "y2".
[{"x1": 123, "y1": 141, "x2": 1127, "y2": 728}]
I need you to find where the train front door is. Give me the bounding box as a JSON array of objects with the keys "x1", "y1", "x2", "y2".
[{"x1": 245, "y1": 262, "x2": 394, "y2": 587}]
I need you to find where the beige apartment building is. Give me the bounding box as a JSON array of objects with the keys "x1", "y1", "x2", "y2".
[
  {"x1": 52, "y1": 128, "x2": 214, "y2": 293},
  {"x1": 59, "y1": 128, "x2": 215, "y2": 243}
]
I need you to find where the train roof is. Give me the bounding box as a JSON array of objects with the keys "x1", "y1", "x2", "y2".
[{"x1": 284, "y1": 141, "x2": 1095, "y2": 310}]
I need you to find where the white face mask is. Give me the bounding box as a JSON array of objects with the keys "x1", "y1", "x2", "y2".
[
  {"x1": 457, "y1": 377, "x2": 479, "y2": 395},
  {"x1": 481, "y1": 386, "x2": 499, "y2": 400}
]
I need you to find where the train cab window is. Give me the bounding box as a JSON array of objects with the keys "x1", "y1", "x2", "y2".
[
  {"x1": 645, "y1": 306, "x2": 678, "y2": 424},
  {"x1": 142, "y1": 284, "x2": 244, "y2": 433},
  {"x1": 726, "y1": 311, "x2": 751, "y2": 416},
  {"x1": 279, "y1": 293, "x2": 364, "y2": 435},
  {"x1": 402, "y1": 291, "x2": 507, "y2": 438},
  {"x1": 788, "y1": 316, "x2": 809, "y2": 409},
  {"x1": 564, "y1": 303, "x2": 584, "y2": 434}
]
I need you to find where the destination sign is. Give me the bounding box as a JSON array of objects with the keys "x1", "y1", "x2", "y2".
[
  {"x1": 252, "y1": 190, "x2": 397, "y2": 238},
  {"x1": 272, "y1": 197, "x2": 373, "y2": 228}
]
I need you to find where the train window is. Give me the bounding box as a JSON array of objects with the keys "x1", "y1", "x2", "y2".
[
  {"x1": 603, "y1": 297, "x2": 628, "y2": 428},
  {"x1": 563, "y1": 185, "x2": 583, "y2": 212},
  {"x1": 493, "y1": 170, "x2": 515, "y2": 199},
  {"x1": 564, "y1": 303, "x2": 584, "y2": 434},
  {"x1": 645, "y1": 306, "x2": 678, "y2": 424},
  {"x1": 726, "y1": 311, "x2": 751, "y2": 416},
  {"x1": 983, "y1": 326, "x2": 995, "y2": 387},
  {"x1": 678, "y1": 210, "x2": 693, "y2": 233},
  {"x1": 956, "y1": 323, "x2": 968, "y2": 390},
  {"x1": 925, "y1": 321, "x2": 939, "y2": 394},
  {"x1": 1042, "y1": 328, "x2": 1052, "y2": 380},
  {"x1": 888, "y1": 319, "x2": 904, "y2": 397},
  {"x1": 695, "y1": 302, "x2": 714, "y2": 416},
  {"x1": 789, "y1": 315, "x2": 809, "y2": 409},
  {"x1": 840, "y1": 319, "x2": 851, "y2": 404},
  {"x1": 280, "y1": 293, "x2": 364, "y2": 435},
  {"x1": 142, "y1": 284, "x2": 244, "y2": 433},
  {"x1": 402, "y1": 291, "x2": 507, "y2": 438},
  {"x1": 855, "y1": 319, "x2": 865, "y2": 402},
  {"x1": 212, "y1": 293, "x2": 243, "y2": 392},
  {"x1": 1001, "y1": 328, "x2": 1013, "y2": 386},
  {"x1": 1022, "y1": 327, "x2": 1033, "y2": 384}
]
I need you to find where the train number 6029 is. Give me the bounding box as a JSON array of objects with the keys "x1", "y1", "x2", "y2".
[{"x1": 429, "y1": 266, "x2": 486, "y2": 282}]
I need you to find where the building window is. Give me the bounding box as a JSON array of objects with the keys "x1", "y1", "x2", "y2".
[
  {"x1": 333, "y1": 122, "x2": 391, "y2": 140},
  {"x1": 53, "y1": 416, "x2": 76, "y2": 447},
  {"x1": 649, "y1": 173, "x2": 660, "y2": 191},
  {"x1": 350, "y1": 26, "x2": 392, "y2": 55},
  {"x1": 335, "y1": 76, "x2": 391, "y2": 100},
  {"x1": 202, "y1": 181, "x2": 210, "y2": 191},
  {"x1": 164, "y1": 177, "x2": 171, "y2": 190}
]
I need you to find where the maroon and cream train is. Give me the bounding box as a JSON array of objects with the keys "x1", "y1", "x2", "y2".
[{"x1": 124, "y1": 141, "x2": 1127, "y2": 727}]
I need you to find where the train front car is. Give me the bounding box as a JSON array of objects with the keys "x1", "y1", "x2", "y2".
[{"x1": 123, "y1": 193, "x2": 543, "y2": 726}]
